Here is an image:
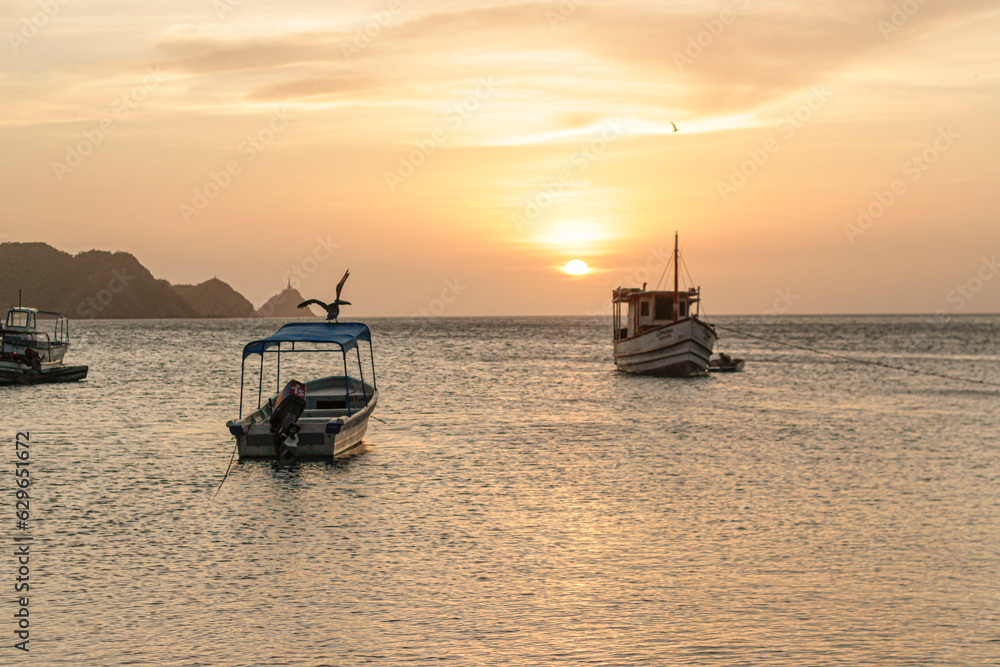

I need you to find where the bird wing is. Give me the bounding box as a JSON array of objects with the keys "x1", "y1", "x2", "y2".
[
  {"x1": 335, "y1": 269, "x2": 350, "y2": 301},
  {"x1": 297, "y1": 299, "x2": 326, "y2": 309}
]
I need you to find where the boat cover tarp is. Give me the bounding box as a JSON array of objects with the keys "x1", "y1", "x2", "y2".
[{"x1": 242, "y1": 322, "x2": 371, "y2": 359}]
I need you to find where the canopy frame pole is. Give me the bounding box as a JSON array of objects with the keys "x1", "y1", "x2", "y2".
[
  {"x1": 239, "y1": 358, "x2": 245, "y2": 418},
  {"x1": 342, "y1": 347, "x2": 352, "y2": 416},
  {"x1": 356, "y1": 345, "x2": 368, "y2": 403},
  {"x1": 258, "y1": 352, "x2": 264, "y2": 408},
  {"x1": 369, "y1": 340, "x2": 377, "y2": 390}
]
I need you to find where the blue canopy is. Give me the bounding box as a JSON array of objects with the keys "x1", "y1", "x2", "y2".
[{"x1": 241, "y1": 322, "x2": 371, "y2": 359}]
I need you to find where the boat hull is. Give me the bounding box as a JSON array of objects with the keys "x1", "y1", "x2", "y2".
[
  {"x1": 2, "y1": 337, "x2": 69, "y2": 364},
  {"x1": 708, "y1": 358, "x2": 745, "y2": 373},
  {"x1": 0, "y1": 361, "x2": 89, "y2": 386},
  {"x1": 613, "y1": 318, "x2": 717, "y2": 377},
  {"x1": 232, "y1": 389, "x2": 378, "y2": 461}
]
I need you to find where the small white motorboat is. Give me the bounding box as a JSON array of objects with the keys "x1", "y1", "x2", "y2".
[
  {"x1": 226, "y1": 321, "x2": 379, "y2": 463},
  {"x1": 0, "y1": 307, "x2": 88, "y2": 385},
  {"x1": 612, "y1": 233, "x2": 717, "y2": 376}
]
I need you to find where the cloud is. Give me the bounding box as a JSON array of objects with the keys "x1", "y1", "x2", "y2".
[
  {"x1": 8, "y1": 2, "x2": 1000, "y2": 141},
  {"x1": 165, "y1": 1, "x2": 999, "y2": 122},
  {"x1": 154, "y1": 29, "x2": 340, "y2": 74},
  {"x1": 250, "y1": 75, "x2": 382, "y2": 101}
]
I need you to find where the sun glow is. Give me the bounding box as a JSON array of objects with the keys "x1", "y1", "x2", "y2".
[
  {"x1": 563, "y1": 259, "x2": 589, "y2": 275},
  {"x1": 535, "y1": 220, "x2": 611, "y2": 248}
]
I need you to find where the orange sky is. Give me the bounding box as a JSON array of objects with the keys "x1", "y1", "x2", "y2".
[{"x1": 2, "y1": 0, "x2": 999, "y2": 316}]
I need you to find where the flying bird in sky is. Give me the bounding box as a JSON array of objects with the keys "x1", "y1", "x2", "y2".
[
  {"x1": 671, "y1": 121, "x2": 679, "y2": 133},
  {"x1": 298, "y1": 269, "x2": 351, "y2": 321}
]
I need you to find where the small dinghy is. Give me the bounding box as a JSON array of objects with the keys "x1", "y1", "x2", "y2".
[{"x1": 708, "y1": 353, "x2": 745, "y2": 373}]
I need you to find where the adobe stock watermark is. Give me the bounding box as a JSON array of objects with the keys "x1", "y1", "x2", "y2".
[
  {"x1": 8, "y1": 0, "x2": 69, "y2": 54},
  {"x1": 75, "y1": 267, "x2": 136, "y2": 319},
  {"x1": 341, "y1": 0, "x2": 405, "y2": 62},
  {"x1": 758, "y1": 288, "x2": 799, "y2": 325},
  {"x1": 878, "y1": 0, "x2": 929, "y2": 40},
  {"x1": 51, "y1": 67, "x2": 166, "y2": 183},
  {"x1": 283, "y1": 237, "x2": 340, "y2": 291},
  {"x1": 253, "y1": 236, "x2": 340, "y2": 318},
  {"x1": 384, "y1": 77, "x2": 498, "y2": 192},
  {"x1": 717, "y1": 85, "x2": 830, "y2": 201},
  {"x1": 179, "y1": 108, "x2": 295, "y2": 223},
  {"x1": 844, "y1": 126, "x2": 958, "y2": 244},
  {"x1": 585, "y1": 245, "x2": 673, "y2": 317},
  {"x1": 672, "y1": 0, "x2": 751, "y2": 71},
  {"x1": 409, "y1": 278, "x2": 467, "y2": 319},
  {"x1": 512, "y1": 118, "x2": 627, "y2": 234},
  {"x1": 406, "y1": 278, "x2": 468, "y2": 332},
  {"x1": 943, "y1": 255, "x2": 999, "y2": 313},
  {"x1": 546, "y1": 0, "x2": 584, "y2": 29},
  {"x1": 914, "y1": 255, "x2": 999, "y2": 346},
  {"x1": 213, "y1": 0, "x2": 243, "y2": 20}
]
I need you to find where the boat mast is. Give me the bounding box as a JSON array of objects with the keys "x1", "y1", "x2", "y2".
[{"x1": 673, "y1": 232, "x2": 679, "y2": 322}]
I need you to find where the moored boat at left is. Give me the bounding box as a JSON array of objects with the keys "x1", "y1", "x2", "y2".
[{"x1": 0, "y1": 307, "x2": 88, "y2": 385}]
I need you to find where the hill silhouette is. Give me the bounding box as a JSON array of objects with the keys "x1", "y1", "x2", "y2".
[
  {"x1": 254, "y1": 284, "x2": 320, "y2": 318},
  {"x1": 0, "y1": 242, "x2": 252, "y2": 319},
  {"x1": 174, "y1": 278, "x2": 254, "y2": 318}
]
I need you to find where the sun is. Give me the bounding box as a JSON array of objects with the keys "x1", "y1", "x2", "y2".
[{"x1": 563, "y1": 259, "x2": 589, "y2": 275}]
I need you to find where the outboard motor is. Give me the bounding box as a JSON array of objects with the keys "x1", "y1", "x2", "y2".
[{"x1": 269, "y1": 380, "x2": 306, "y2": 464}]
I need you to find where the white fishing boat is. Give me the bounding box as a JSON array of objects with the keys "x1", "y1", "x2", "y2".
[
  {"x1": 226, "y1": 321, "x2": 379, "y2": 463},
  {"x1": 0, "y1": 306, "x2": 88, "y2": 385},
  {"x1": 612, "y1": 233, "x2": 717, "y2": 376}
]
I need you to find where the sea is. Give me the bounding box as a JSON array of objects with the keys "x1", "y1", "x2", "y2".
[{"x1": 3, "y1": 315, "x2": 999, "y2": 666}]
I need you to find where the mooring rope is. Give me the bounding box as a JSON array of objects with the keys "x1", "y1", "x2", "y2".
[
  {"x1": 713, "y1": 322, "x2": 1000, "y2": 388},
  {"x1": 213, "y1": 439, "x2": 239, "y2": 499}
]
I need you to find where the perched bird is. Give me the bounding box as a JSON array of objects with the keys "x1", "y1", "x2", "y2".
[
  {"x1": 670, "y1": 121, "x2": 679, "y2": 133},
  {"x1": 298, "y1": 269, "x2": 352, "y2": 321}
]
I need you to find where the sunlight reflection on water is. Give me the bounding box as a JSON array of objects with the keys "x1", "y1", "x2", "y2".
[{"x1": 2, "y1": 316, "x2": 999, "y2": 665}]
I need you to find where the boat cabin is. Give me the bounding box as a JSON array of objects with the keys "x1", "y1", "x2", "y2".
[
  {"x1": 5, "y1": 307, "x2": 37, "y2": 330},
  {"x1": 612, "y1": 287, "x2": 702, "y2": 341},
  {"x1": 3, "y1": 307, "x2": 70, "y2": 340}
]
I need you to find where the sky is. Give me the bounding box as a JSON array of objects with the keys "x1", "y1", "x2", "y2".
[{"x1": 2, "y1": 0, "x2": 999, "y2": 316}]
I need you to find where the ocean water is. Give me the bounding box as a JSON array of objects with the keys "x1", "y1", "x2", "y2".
[{"x1": 3, "y1": 315, "x2": 999, "y2": 666}]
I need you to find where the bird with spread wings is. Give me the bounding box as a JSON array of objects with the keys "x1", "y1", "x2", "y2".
[{"x1": 297, "y1": 269, "x2": 352, "y2": 321}]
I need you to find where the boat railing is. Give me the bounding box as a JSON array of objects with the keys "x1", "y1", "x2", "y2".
[
  {"x1": 39, "y1": 313, "x2": 71, "y2": 346},
  {"x1": 3, "y1": 329, "x2": 54, "y2": 349}
]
